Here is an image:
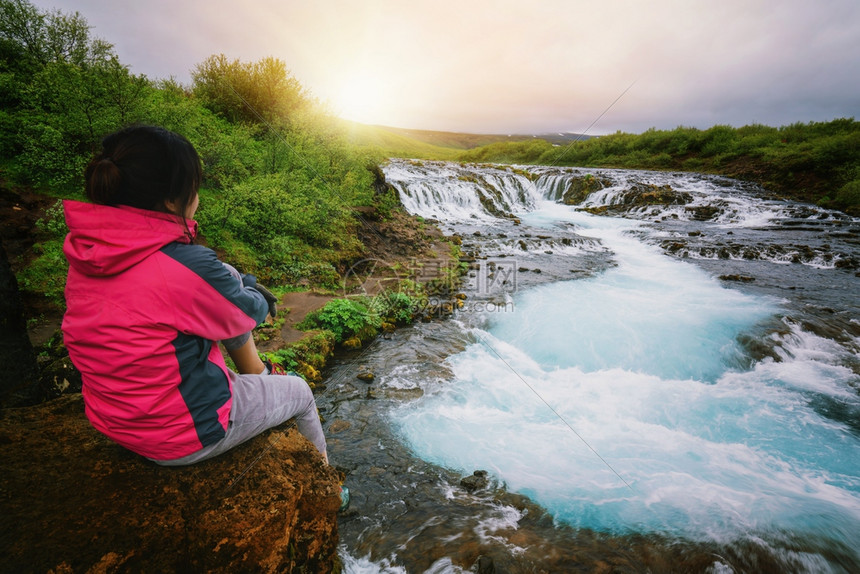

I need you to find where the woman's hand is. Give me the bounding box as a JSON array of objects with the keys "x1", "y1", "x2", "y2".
[{"x1": 254, "y1": 283, "x2": 279, "y2": 318}]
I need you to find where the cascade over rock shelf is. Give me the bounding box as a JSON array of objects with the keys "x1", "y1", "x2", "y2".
[{"x1": 0, "y1": 394, "x2": 341, "y2": 573}]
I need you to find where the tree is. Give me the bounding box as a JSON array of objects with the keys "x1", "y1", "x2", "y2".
[
  {"x1": 0, "y1": 0, "x2": 112, "y2": 68},
  {"x1": 192, "y1": 54, "x2": 309, "y2": 125},
  {"x1": 1, "y1": 0, "x2": 151, "y2": 191}
]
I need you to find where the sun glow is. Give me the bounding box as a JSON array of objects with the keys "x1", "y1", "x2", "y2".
[{"x1": 330, "y1": 71, "x2": 390, "y2": 125}]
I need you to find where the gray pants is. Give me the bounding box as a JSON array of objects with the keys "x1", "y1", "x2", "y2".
[{"x1": 152, "y1": 369, "x2": 327, "y2": 466}]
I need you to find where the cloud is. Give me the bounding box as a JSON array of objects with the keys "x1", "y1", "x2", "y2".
[{"x1": 30, "y1": 0, "x2": 860, "y2": 133}]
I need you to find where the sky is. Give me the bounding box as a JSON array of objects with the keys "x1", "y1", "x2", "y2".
[{"x1": 30, "y1": 0, "x2": 860, "y2": 135}]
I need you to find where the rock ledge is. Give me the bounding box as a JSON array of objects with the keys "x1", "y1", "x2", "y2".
[{"x1": 0, "y1": 394, "x2": 340, "y2": 573}]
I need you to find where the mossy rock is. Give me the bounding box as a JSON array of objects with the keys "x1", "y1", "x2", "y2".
[
  {"x1": 342, "y1": 337, "x2": 362, "y2": 350},
  {"x1": 561, "y1": 175, "x2": 611, "y2": 205},
  {"x1": 296, "y1": 361, "x2": 321, "y2": 383},
  {"x1": 618, "y1": 183, "x2": 692, "y2": 206}
]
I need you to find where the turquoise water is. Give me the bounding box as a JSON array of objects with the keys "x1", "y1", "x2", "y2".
[{"x1": 391, "y1": 204, "x2": 860, "y2": 552}]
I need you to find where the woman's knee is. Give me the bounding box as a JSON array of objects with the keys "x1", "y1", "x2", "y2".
[{"x1": 284, "y1": 375, "x2": 315, "y2": 408}]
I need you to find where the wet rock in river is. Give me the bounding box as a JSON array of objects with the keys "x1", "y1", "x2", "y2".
[
  {"x1": 719, "y1": 274, "x2": 755, "y2": 282},
  {"x1": 357, "y1": 367, "x2": 375, "y2": 382},
  {"x1": 472, "y1": 555, "x2": 496, "y2": 573},
  {"x1": 663, "y1": 241, "x2": 687, "y2": 254},
  {"x1": 835, "y1": 255, "x2": 858, "y2": 270},
  {"x1": 685, "y1": 205, "x2": 721, "y2": 221},
  {"x1": 560, "y1": 174, "x2": 611, "y2": 205},
  {"x1": 343, "y1": 337, "x2": 362, "y2": 350},
  {"x1": 460, "y1": 470, "x2": 490, "y2": 492},
  {"x1": 620, "y1": 183, "x2": 692, "y2": 206},
  {"x1": 328, "y1": 419, "x2": 352, "y2": 433}
]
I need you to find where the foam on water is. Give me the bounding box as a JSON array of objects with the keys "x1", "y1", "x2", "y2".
[
  {"x1": 339, "y1": 548, "x2": 408, "y2": 574},
  {"x1": 388, "y1": 199, "x2": 860, "y2": 553},
  {"x1": 495, "y1": 209, "x2": 773, "y2": 381}
]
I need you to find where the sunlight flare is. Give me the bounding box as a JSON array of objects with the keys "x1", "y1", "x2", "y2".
[{"x1": 330, "y1": 71, "x2": 389, "y2": 124}]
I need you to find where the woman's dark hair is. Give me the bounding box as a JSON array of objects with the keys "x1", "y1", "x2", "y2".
[{"x1": 84, "y1": 125, "x2": 202, "y2": 231}]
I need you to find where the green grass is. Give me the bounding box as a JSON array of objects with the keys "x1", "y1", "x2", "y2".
[{"x1": 338, "y1": 121, "x2": 565, "y2": 160}]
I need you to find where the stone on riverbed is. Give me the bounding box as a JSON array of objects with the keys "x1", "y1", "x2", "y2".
[{"x1": 460, "y1": 470, "x2": 490, "y2": 492}]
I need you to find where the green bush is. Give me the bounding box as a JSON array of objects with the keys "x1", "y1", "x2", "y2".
[
  {"x1": 297, "y1": 297, "x2": 382, "y2": 343},
  {"x1": 834, "y1": 179, "x2": 860, "y2": 213},
  {"x1": 263, "y1": 330, "x2": 336, "y2": 382},
  {"x1": 195, "y1": 172, "x2": 364, "y2": 287},
  {"x1": 17, "y1": 200, "x2": 69, "y2": 308},
  {"x1": 16, "y1": 238, "x2": 67, "y2": 307},
  {"x1": 371, "y1": 291, "x2": 418, "y2": 325}
]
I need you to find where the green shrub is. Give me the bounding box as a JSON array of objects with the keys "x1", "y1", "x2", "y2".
[
  {"x1": 35, "y1": 199, "x2": 69, "y2": 237},
  {"x1": 834, "y1": 179, "x2": 860, "y2": 214},
  {"x1": 17, "y1": 199, "x2": 70, "y2": 308},
  {"x1": 297, "y1": 297, "x2": 382, "y2": 343},
  {"x1": 16, "y1": 238, "x2": 67, "y2": 308},
  {"x1": 699, "y1": 125, "x2": 738, "y2": 157},
  {"x1": 371, "y1": 291, "x2": 418, "y2": 325},
  {"x1": 263, "y1": 330, "x2": 336, "y2": 383},
  {"x1": 194, "y1": 173, "x2": 364, "y2": 287}
]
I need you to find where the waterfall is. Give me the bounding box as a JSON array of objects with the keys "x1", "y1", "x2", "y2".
[{"x1": 370, "y1": 159, "x2": 860, "y2": 571}]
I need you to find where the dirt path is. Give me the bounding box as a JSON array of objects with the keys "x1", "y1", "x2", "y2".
[{"x1": 261, "y1": 291, "x2": 335, "y2": 349}]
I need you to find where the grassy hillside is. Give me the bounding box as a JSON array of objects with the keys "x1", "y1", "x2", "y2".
[
  {"x1": 338, "y1": 122, "x2": 462, "y2": 160},
  {"x1": 340, "y1": 121, "x2": 591, "y2": 158}
]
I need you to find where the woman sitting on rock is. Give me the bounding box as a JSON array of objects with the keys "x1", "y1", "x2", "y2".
[{"x1": 61, "y1": 125, "x2": 333, "y2": 474}]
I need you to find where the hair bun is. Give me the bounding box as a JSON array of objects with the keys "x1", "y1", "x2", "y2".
[{"x1": 84, "y1": 154, "x2": 123, "y2": 204}]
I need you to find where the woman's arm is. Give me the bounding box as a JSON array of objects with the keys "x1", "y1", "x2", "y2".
[
  {"x1": 226, "y1": 335, "x2": 266, "y2": 374},
  {"x1": 159, "y1": 243, "x2": 269, "y2": 341}
]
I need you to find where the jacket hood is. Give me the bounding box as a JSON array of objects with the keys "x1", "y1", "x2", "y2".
[{"x1": 63, "y1": 200, "x2": 198, "y2": 276}]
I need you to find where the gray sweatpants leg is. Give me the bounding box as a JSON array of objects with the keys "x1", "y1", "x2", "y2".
[{"x1": 153, "y1": 370, "x2": 327, "y2": 466}]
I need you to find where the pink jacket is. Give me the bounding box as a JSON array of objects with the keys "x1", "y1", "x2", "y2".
[{"x1": 62, "y1": 200, "x2": 268, "y2": 460}]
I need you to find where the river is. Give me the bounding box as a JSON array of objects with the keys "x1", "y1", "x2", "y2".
[{"x1": 320, "y1": 160, "x2": 860, "y2": 573}]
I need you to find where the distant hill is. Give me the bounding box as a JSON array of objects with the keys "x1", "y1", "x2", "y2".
[{"x1": 339, "y1": 121, "x2": 593, "y2": 159}]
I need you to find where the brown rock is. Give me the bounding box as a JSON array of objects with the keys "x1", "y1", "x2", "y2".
[
  {"x1": 460, "y1": 470, "x2": 490, "y2": 492},
  {"x1": 0, "y1": 394, "x2": 341, "y2": 573}
]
